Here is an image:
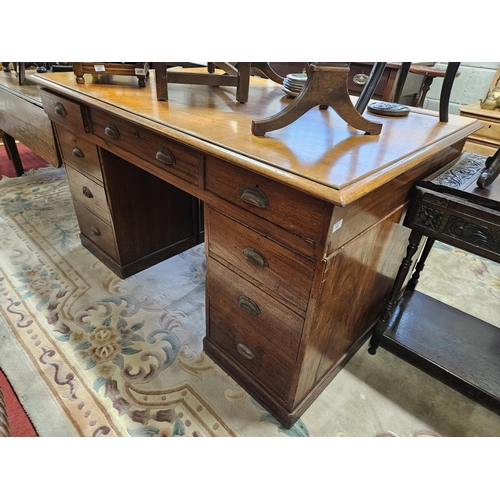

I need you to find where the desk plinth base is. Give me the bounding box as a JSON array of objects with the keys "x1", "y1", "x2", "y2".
[{"x1": 381, "y1": 290, "x2": 500, "y2": 414}]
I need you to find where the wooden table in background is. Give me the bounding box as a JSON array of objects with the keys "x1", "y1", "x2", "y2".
[
  {"x1": 31, "y1": 70, "x2": 480, "y2": 428},
  {"x1": 0, "y1": 69, "x2": 60, "y2": 173}
]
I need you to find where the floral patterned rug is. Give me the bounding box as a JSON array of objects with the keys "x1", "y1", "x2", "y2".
[{"x1": 1, "y1": 166, "x2": 500, "y2": 437}]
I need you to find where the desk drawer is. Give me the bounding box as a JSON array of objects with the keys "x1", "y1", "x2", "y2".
[
  {"x1": 207, "y1": 258, "x2": 303, "y2": 402},
  {"x1": 205, "y1": 156, "x2": 327, "y2": 244},
  {"x1": 65, "y1": 165, "x2": 111, "y2": 224},
  {"x1": 207, "y1": 207, "x2": 314, "y2": 312},
  {"x1": 73, "y1": 200, "x2": 118, "y2": 262},
  {"x1": 469, "y1": 120, "x2": 500, "y2": 146},
  {"x1": 56, "y1": 126, "x2": 103, "y2": 184},
  {"x1": 90, "y1": 108, "x2": 203, "y2": 186},
  {"x1": 40, "y1": 89, "x2": 90, "y2": 134}
]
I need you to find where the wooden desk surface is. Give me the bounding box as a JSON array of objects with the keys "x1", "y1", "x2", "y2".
[{"x1": 31, "y1": 70, "x2": 481, "y2": 205}]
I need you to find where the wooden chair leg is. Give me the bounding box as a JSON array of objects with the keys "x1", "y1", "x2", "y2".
[
  {"x1": 1, "y1": 131, "x2": 24, "y2": 177},
  {"x1": 405, "y1": 237, "x2": 435, "y2": 292}
]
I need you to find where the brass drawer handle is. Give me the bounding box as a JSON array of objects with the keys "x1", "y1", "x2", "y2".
[
  {"x1": 82, "y1": 186, "x2": 94, "y2": 198},
  {"x1": 236, "y1": 341, "x2": 255, "y2": 360},
  {"x1": 54, "y1": 102, "x2": 67, "y2": 116},
  {"x1": 155, "y1": 146, "x2": 176, "y2": 165},
  {"x1": 238, "y1": 295, "x2": 261, "y2": 316},
  {"x1": 240, "y1": 186, "x2": 269, "y2": 209},
  {"x1": 353, "y1": 73, "x2": 368, "y2": 86},
  {"x1": 104, "y1": 122, "x2": 120, "y2": 139},
  {"x1": 243, "y1": 247, "x2": 268, "y2": 268},
  {"x1": 72, "y1": 146, "x2": 85, "y2": 159},
  {"x1": 90, "y1": 225, "x2": 101, "y2": 237}
]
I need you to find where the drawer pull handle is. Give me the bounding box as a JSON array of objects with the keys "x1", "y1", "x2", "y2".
[
  {"x1": 155, "y1": 146, "x2": 176, "y2": 165},
  {"x1": 72, "y1": 146, "x2": 85, "y2": 159},
  {"x1": 82, "y1": 186, "x2": 94, "y2": 198},
  {"x1": 54, "y1": 102, "x2": 67, "y2": 116},
  {"x1": 104, "y1": 122, "x2": 120, "y2": 139},
  {"x1": 238, "y1": 295, "x2": 261, "y2": 316},
  {"x1": 236, "y1": 341, "x2": 255, "y2": 360},
  {"x1": 353, "y1": 73, "x2": 368, "y2": 86},
  {"x1": 240, "y1": 186, "x2": 269, "y2": 209},
  {"x1": 243, "y1": 247, "x2": 268, "y2": 268},
  {"x1": 90, "y1": 226, "x2": 101, "y2": 237}
]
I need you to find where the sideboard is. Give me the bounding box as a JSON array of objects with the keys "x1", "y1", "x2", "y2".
[{"x1": 31, "y1": 70, "x2": 480, "y2": 428}]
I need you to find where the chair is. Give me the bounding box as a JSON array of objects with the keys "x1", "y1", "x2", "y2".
[
  {"x1": 391, "y1": 62, "x2": 461, "y2": 122},
  {"x1": 1, "y1": 131, "x2": 24, "y2": 177}
]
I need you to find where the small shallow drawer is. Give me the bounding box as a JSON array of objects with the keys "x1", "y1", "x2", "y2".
[
  {"x1": 56, "y1": 126, "x2": 103, "y2": 184},
  {"x1": 207, "y1": 207, "x2": 314, "y2": 312},
  {"x1": 65, "y1": 165, "x2": 111, "y2": 224},
  {"x1": 207, "y1": 258, "x2": 303, "y2": 402},
  {"x1": 40, "y1": 89, "x2": 89, "y2": 134},
  {"x1": 72, "y1": 200, "x2": 118, "y2": 262},
  {"x1": 470, "y1": 120, "x2": 500, "y2": 145},
  {"x1": 90, "y1": 108, "x2": 203, "y2": 186},
  {"x1": 205, "y1": 156, "x2": 327, "y2": 244}
]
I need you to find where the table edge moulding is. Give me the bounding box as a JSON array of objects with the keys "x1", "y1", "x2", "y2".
[{"x1": 29, "y1": 69, "x2": 481, "y2": 428}]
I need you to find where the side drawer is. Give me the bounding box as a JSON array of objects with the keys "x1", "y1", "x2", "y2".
[
  {"x1": 206, "y1": 258, "x2": 303, "y2": 403},
  {"x1": 206, "y1": 207, "x2": 314, "y2": 312},
  {"x1": 56, "y1": 125, "x2": 103, "y2": 184},
  {"x1": 40, "y1": 88, "x2": 90, "y2": 134},
  {"x1": 90, "y1": 107, "x2": 203, "y2": 186},
  {"x1": 73, "y1": 200, "x2": 118, "y2": 262},
  {"x1": 65, "y1": 165, "x2": 111, "y2": 224},
  {"x1": 469, "y1": 120, "x2": 500, "y2": 145},
  {"x1": 205, "y1": 156, "x2": 327, "y2": 244}
]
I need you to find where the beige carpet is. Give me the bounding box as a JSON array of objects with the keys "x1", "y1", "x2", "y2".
[{"x1": 1, "y1": 166, "x2": 500, "y2": 437}]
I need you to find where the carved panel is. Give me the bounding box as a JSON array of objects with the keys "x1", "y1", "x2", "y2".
[
  {"x1": 443, "y1": 215, "x2": 500, "y2": 254},
  {"x1": 414, "y1": 205, "x2": 445, "y2": 231},
  {"x1": 432, "y1": 153, "x2": 486, "y2": 189},
  {"x1": 422, "y1": 193, "x2": 449, "y2": 207}
]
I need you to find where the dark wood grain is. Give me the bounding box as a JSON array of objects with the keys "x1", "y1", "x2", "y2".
[{"x1": 382, "y1": 290, "x2": 500, "y2": 412}]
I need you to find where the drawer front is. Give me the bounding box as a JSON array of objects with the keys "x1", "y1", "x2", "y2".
[
  {"x1": 56, "y1": 126, "x2": 103, "y2": 184},
  {"x1": 205, "y1": 156, "x2": 327, "y2": 243},
  {"x1": 207, "y1": 258, "x2": 303, "y2": 402},
  {"x1": 73, "y1": 200, "x2": 118, "y2": 261},
  {"x1": 40, "y1": 89, "x2": 89, "y2": 134},
  {"x1": 65, "y1": 166, "x2": 111, "y2": 224},
  {"x1": 207, "y1": 207, "x2": 314, "y2": 312},
  {"x1": 470, "y1": 119, "x2": 500, "y2": 145},
  {"x1": 90, "y1": 108, "x2": 203, "y2": 186},
  {"x1": 348, "y1": 64, "x2": 390, "y2": 97}
]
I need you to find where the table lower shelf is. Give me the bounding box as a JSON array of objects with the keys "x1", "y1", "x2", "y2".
[{"x1": 381, "y1": 290, "x2": 500, "y2": 414}]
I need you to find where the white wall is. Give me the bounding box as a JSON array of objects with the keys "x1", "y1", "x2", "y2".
[{"x1": 423, "y1": 62, "x2": 500, "y2": 115}]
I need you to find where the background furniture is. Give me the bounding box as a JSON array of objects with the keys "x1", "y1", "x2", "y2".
[
  {"x1": 33, "y1": 69, "x2": 479, "y2": 428},
  {"x1": 408, "y1": 64, "x2": 461, "y2": 107},
  {"x1": 0, "y1": 67, "x2": 60, "y2": 175},
  {"x1": 368, "y1": 152, "x2": 500, "y2": 414},
  {"x1": 72, "y1": 63, "x2": 150, "y2": 87},
  {"x1": 460, "y1": 68, "x2": 500, "y2": 157}
]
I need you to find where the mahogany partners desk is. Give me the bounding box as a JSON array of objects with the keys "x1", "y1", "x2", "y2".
[{"x1": 31, "y1": 71, "x2": 481, "y2": 428}]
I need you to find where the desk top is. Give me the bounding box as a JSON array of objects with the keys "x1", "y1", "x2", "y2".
[
  {"x1": 460, "y1": 100, "x2": 500, "y2": 122},
  {"x1": 31, "y1": 70, "x2": 481, "y2": 206}
]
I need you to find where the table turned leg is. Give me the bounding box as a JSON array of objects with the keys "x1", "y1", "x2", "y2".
[
  {"x1": 368, "y1": 230, "x2": 423, "y2": 354},
  {"x1": 405, "y1": 236, "x2": 435, "y2": 292}
]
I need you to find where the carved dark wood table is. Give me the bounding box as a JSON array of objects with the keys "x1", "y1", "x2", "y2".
[{"x1": 368, "y1": 152, "x2": 500, "y2": 414}]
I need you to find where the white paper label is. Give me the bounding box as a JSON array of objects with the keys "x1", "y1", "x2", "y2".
[
  {"x1": 332, "y1": 219, "x2": 343, "y2": 233},
  {"x1": 135, "y1": 68, "x2": 147, "y2": 75},
  {"x1": 94, "y1": 65, "x2": 106, "y2": 72}
]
